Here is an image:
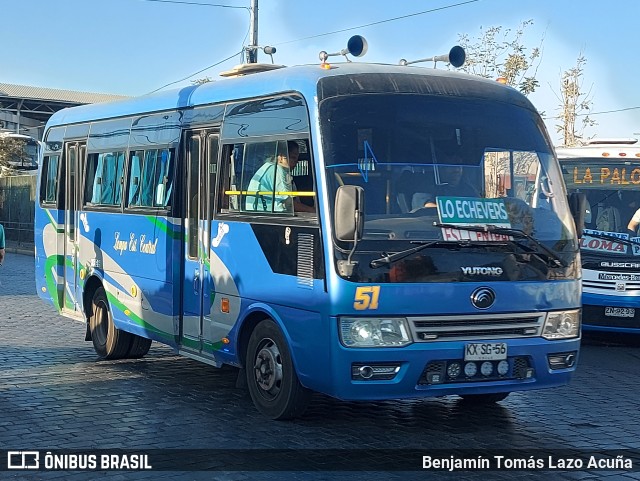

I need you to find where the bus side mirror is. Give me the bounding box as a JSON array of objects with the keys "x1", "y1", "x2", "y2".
[
  {"x1": 568, "y1": 192, "x2": 587, "y2": 234},
  {"x1": 334, "y1": 185, "x2": 365, "y2": 278},
  {"x1": 334, "y1": 185, "x2": 364, "y2": 242}
]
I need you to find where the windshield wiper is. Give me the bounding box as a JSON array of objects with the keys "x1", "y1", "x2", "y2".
[
  {"x1": 433, "y1": 223, "x2": 568, "y2": 268},
  {"x1": 581, "y1": 231, "x2": 640, "y2": 248},
  {"x1": 369, "y1": 240, "x2": 473, "y2": 268}
]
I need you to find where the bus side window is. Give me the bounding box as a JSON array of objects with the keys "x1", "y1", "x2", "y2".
[
  {"x1": 155, "y1": 149, "x2": 173, "y2": 207},
  {"x1": 220, "y1": 144, "x2": 244, "y2": 212},
  {"x1": 88, "y1": 153, "x2": 103, "y2": 204},
  {"x1": 126, "y1": 149, "x2": 174, "y2": 209},
  {"x1": 114, "y1": 152, "x2": 125, "y2": 205},
  {"x1": 85, "y1": 152, "x2": 125, "y2": 206},
  {"x1": 40, "y1": 155, "x2": 60, "y2": 204},
  {"x1": 128, "y1": 153, "x2": 142, "y2": 206}
]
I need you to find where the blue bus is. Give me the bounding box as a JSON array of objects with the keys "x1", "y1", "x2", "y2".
[
  {"x1": 558, "y1": 138, "x2": 640, "y2": 334},
  {"x1": 35, "y1": 58, "x2": 582, "y2": 419}
]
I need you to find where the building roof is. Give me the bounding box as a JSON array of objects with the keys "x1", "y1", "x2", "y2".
[{"x1": 0, "y1": 82, "x2": 129, "y2": 104}]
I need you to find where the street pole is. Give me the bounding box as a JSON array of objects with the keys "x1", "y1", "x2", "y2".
[{"x1": 248, "y1": 0, "x2": 258, "y2": 63}]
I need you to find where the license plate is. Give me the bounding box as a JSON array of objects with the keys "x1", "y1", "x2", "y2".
[
  {"x1": 464, "y1": 342, "x2": 507, "y2": 361},
  {"x1": 604, "y1": 307, "x2": 635, "y2": 318}
]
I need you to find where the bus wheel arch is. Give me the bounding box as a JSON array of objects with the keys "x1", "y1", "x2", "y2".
[
  {"x1": 245, "y1": 318, "x2": 311, "y2": 420},
  {"x1": 83, "y1": 276, "x2": 104, "y2": 341}
]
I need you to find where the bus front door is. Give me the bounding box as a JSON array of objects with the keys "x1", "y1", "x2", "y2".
[
  {"x1": 181, "y1": 130, "x2": 219, "y2": 354},
  {"x1": 61, "y1": 141, "x2": 85, "y2": 315}
]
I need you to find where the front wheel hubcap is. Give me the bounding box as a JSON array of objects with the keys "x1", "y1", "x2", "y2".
[{"x1": 253, "y1": 339, "x2": 283, "y2": 396}]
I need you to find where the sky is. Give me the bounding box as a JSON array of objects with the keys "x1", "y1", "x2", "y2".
[{"x1": 2, "y1": 0, "x2": 639, "y2": 144}]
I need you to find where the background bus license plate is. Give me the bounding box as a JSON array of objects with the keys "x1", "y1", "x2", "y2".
[
  {"x1": 605, "y1": 307, "x2": 635, "y2": 318},
  {"x1": 464, "y1": 342, "x2": 507, "y2": 361}
]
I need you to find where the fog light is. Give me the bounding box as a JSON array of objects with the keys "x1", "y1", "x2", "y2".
[
  {"x1": 497, "y1": 360, "x2": 509, "y2": 376},
  {"x1": 464, "y1": 362, "x2": 477, "y2": 377},
  {"x1": 480, "y1": 361, "x2": 493, "y2": 376},
  {"x1": 548, "y1": 351, "x2": 578, "y2": 370},
  {"x1": 447, "y1": 362, "x2": 461, "y2": 379},
  {"x1": 352, "y1": 363, "x2": 401, "y2": 380}
]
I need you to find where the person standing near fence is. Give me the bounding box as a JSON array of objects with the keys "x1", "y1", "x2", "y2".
[{"x1": 0, "y1": 223, "x2": 5, "y2": 266}]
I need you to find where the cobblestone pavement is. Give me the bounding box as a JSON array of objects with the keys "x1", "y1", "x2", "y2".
[{"x1": 1, "y1": 253, "x2": 640, "y2": 481}]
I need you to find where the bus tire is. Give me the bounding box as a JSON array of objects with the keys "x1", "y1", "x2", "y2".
[
  {"x1": 88, "y1": 287, "x2": 132, "y2": 360},
  {"x1": 246, "y1": 319, "x2": 311, "y2": 420},
  {"x1": 126, "y1": 336, "x2": 152, "y2": 359},
  {"x1": 459, "y1": 392, "x2": 510, "y2": 404}
]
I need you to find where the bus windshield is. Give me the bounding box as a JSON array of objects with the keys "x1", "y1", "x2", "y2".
[
  {"x1": 320, "y1": 94, "x2": 575, "y2": 248},
  {"x1": 0, "y1": 133, "x2": 39, "y2": 174},
  {"x1": 561, "y1": 157, "x2": 640, "y2": 258}
]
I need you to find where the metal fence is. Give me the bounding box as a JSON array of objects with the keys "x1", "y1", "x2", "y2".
[{"x1": 0, "y1": 175, "x2": 36, "y2": 247}]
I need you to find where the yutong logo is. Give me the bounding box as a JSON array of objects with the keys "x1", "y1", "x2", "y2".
[
  {"x1": 461, "y1": 266, "x2": 503, "y2": 276},
  {"x1": 600, "y1": 262, "x2": 640, "y2": 269},
  {"x1": 470, "y1": 287, "x2": 496, "y2": 309}
]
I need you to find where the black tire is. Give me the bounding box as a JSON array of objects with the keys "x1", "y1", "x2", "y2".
[
  {"x1": 88, "y1": 287, "x2": 132, "y2": 360},
  {"x1": 459, "y1": 392, "x2": 510, "y2": 404},
  {"x1": 246, "y1": 319, "x2": 311, "y2": 420},
  {"x1": 126, "y1": 335, "x2": 152, "y2": 359}
]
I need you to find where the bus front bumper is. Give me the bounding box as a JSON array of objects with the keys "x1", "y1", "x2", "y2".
[{"x1": 319, "y1": 337, "x2": 580, "y2": 401}]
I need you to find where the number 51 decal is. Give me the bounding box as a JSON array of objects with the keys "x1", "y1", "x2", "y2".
[{"x1": 354, "y1": 286, "x2": 381, "y2": 311}]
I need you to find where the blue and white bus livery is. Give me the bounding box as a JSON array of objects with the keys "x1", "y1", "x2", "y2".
[{"x1": 35, "y1": 49, "x2": 582, "y2": 419}]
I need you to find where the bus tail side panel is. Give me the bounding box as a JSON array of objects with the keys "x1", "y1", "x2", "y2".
[
  {"x1": 35, "y1": 207, "x2": 66, "y2": 311},
  {"x1": 76, "y1": 212, "x2": 181, "y2": 347}
]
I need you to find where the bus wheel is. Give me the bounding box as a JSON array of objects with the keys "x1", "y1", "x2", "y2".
[
  {"x1": 126, "y1": 336, "x2": 152, "y2": 359},
  {"x1": 246, "y1": 319, "x2": 311, "y2": 420},
  {"x1": 459, "y1": 392, "x2": 510, "y2": 404},
  {"x1": 89, "y1": 287, "x2": 132, "y2": 360}
]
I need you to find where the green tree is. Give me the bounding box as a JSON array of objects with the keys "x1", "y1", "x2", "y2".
[
  {"x1": 458, "y1": 19, "x2": 543, "y2": 95},
  {"x1": 0, "y1": 136, "x2": 28, "y2": 175}
]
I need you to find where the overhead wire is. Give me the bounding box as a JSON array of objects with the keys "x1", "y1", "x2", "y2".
[
  {"x1": 139, "y1": 0, "x2": 248, "y2": 9},
  {"x1": 543, "y1": 106, "x2": 640, "y2": 120},
  {"x1": 146, "y1": 50, "x2": 243, "y2": 94},
  {"x1": 147, "y1": 0, "x2": 481, "y2": 92},
  {"x1": 274, "y1": 0, "x2": 480, "y2": 46},
  {"x1": 142, "y1": 0, "x2": 249, "y2": 93}
]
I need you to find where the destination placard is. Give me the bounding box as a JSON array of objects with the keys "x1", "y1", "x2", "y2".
[
  {"x1": 436, "y1": 197, "x2": 511, "y2": 227},
  {"x1": 581, "y1": 229, "x2": 629, "y2": 255}
]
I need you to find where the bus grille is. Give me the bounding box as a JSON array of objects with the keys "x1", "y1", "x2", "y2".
[
  {"x1": 583, "y1": 279, "x2": 640, "y2": 293},
  {"x1": 409, "y1": 313, "x2": 544, "y2": 342}
]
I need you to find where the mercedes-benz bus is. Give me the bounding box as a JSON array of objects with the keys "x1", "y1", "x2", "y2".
[{"x1": 558, "y1": 138, "x2": 640, "y2": 334}]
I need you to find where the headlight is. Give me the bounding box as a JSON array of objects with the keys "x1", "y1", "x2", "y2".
[
  {"x1": 542, "y1": 310, "x2": 580, "y2": 340},
  {"x1": 340, "y1": 317, "x2": 412, "y2": 347}
]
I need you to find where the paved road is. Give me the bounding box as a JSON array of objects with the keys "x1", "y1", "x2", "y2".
[{"x1": 1, "y1": 253, "x2": 639, "y2": 480}]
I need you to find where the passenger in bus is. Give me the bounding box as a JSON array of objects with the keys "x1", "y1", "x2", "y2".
[
  {"x1": 411, "y1": 150, "x2": 479, "y2": 209},
  {"x1": 246, "y1": 140, "x2": 315, "y2": 213},
  {"x1": 626, "y1": 206, "x2": 640, "y2": 236}
]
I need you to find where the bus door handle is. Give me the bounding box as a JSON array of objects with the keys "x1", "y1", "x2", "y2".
[{"x1": 194, "y1": 269, "x2": 200, "y2": 293}]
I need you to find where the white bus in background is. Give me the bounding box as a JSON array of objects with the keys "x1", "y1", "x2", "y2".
[
  {"x1": 0, "y1": 132, "x2": 40, "y2": 175},
  {"x1": 557, "y1": 138, "x2": 640, "y2": 334}
]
